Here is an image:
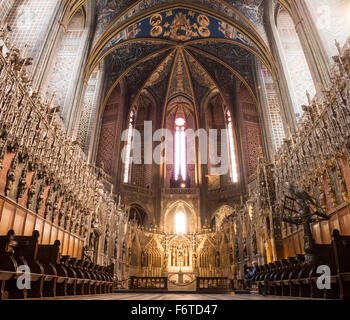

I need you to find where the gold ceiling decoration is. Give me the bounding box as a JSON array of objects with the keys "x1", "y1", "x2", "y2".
[{"x1": 83, "y1": 2, "x2": 279, "y2": 80}]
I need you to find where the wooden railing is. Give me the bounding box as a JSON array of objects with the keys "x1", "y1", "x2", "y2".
[
  {"x1": 129, "y1": 276, "x2": 168, "y2": 290},
  {"x1": 196, "y1": 277, "x2": 233, "y2": 292},
  {"x1": 162, "y1": 188, "x2": 200, "y2": 195},
  {"x1": 122, "y1": 184, "x2": 153, "y2": 195}
]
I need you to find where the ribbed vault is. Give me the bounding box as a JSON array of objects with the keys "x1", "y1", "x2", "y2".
[
  {"x1": 97, "y1": 6, "x2": 268, "y2": 117},
  {"x1": 84, "y1": 2, "x2": 280, "y2": 79}
]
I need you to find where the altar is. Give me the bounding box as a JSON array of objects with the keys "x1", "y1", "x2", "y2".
[
  {"x1": 166, "y1": 271, "x2": 197, "y2": 285},
  {"x1": 166, "y1": 272, "x2": 197, "y2": 292}
]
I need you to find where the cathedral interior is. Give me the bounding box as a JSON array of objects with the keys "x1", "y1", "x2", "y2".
[{"x1": 0, "y1": 0, "x2": 350, "y2": 301}]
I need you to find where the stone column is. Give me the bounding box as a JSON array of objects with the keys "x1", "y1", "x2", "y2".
[
  {"x1": 264, "y1": 0, "x2": 298, "y2": 134},
  {"x1": 66, "y1": 0, "x2": 97, "y2": 135},
  {"x1": 252, "y1": 58, "x2": 278, "y2": 162},
  {"x1": 85, "y1": 63, "x2": 107, "y2": 163},
  {"x1": 290, "y1": 0, "x2": 332, "y2": 91},
  {"x1": 24, "y1": 1, "x2": 64, "y2": 90}
]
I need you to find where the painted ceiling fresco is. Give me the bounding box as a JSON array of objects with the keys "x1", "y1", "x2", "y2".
[
  {"x1": 122, "y1": 48, "x2": 173, "y2": 103},
  {"x1": 144, "y1": 50, "x2": 176, "y2": 106},
  {"x1": 101, "y1": 8, "x2": 255, "y2": 57},
  {"x1": 104, "y1": 44, "x2": 254, "y2": 118},
  {"x1": 97, "y1": 0, "x2": 136, "y2": 28},
  {"x1": 91, "y1": 0, "x2": 270, "y2": 60},
  {"x1": 96, "y1": 0, "x2": 265, "y2": 34},
  {"x1": 188, "y1": 41, "x2": 255, "y2": 89},
  {"x1": 167, "y1": 53, "x2": 193, "y2": 100},
  {"x1": 183, "y1": 50, "x2": 217, "y2": 107},
  {"x1": 225, "y1": 0, "x2": 264, "y2": 25},
  {"x1": 106, "y1": 40, "x2": 170, "y2": 89},
  {"x1": 95, "y1": 1, "x2": 265, "y2": 115}
]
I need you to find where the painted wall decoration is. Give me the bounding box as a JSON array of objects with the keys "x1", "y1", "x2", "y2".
[
  {"x1": 6, "y1": 0, "x2": 57, "y2": 67},
  {"x1": 103, "y1": 8, "x2": 254, "y2": 56},
  {"x1": 97, "y1": 0, "x2": 138, "y2": 28},
  {"x1": 225, "y1": 0, "x2": 263, "y2": 25},
  {"x1": 94, "y1": 0, "x2": 268, "y2": 47},
  {"x1": 0, "y1": 0, "x2": 15, "y2": 23},
  {"x1": 189, "y1": 41, "x2": 254, "y2": 90}
]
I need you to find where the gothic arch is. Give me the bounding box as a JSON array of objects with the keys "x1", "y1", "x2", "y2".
[
  {"x1": 84, "y1": 2, "x2": 277, "y2": 79},
  {"x1": 163, "y1": 200, "x2": 198, "y2": 234},
  {"x1": 128, "y1": 203, "x2": 151, "y2": 227}
]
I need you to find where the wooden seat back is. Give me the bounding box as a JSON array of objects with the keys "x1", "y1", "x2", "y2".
[
  {"x1": 37, "y1": 240, "x2": 60, "y2": 276},
  {"x1": 332, "y1": 229, "x2": 350, "y2": 274},
  {"x1": 13, "y1": 230, "x2": 43, "y2": 274},
  {"x1": 0, "y1": 230, "x2": 17, "y2": 273}
]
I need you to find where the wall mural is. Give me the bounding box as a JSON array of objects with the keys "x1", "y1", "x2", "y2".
[
  {"x1": 224, "y1": 0, "x2": 263, "y2": 25},
  {"x1": 189, "y1": 41, "x2": 255, "y2": 89},
  {"x1": 97, "y1": 0, "x2": 138, "y2": 28},
  {"x1": 96, "y1": 0, "x2": 265, "y2": 37},
  {"x1": 103, "y1": 8, "x2": 254, "y2": 55},
  {"x1": 91, "y1": 1, "x2": 268, "y2": 76},
  {"x1": 106, "y1": 41, "x2": 170, "y2": 87}
]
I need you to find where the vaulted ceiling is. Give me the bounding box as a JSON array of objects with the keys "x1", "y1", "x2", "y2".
[{"x1": 67, "y1": 0, "x2": 292, "y2": 116}]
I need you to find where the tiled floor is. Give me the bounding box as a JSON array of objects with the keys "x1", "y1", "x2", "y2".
[{"x1": 51, "y1": 293, "x2": 300, "y2": 300}]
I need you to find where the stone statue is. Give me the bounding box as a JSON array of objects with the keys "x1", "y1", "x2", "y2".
[
  {"x1": 215, "y1": 251, "x2": 220, "y2": 268},
  {"x1": 91, "y1": 214, "x2": 99, "y2": 229},
  {"x1": 141, "y1": 251, "x2": 146, "y2": 267},
  {"x1": 114, "y1": 237, "x2": 118, "y2": 259},
  {"x1": 89, "y1": 231, "x2": 95, "y2": 250},
  {"x1": 192, "y1": 253, "x2": 197, "y2": 268},
  {"x1": 251, "y1": 231, "x2": 258, "y2": 255},
  {"x1": 104, "y1": 224, "x2": 110, "y2": 255}
]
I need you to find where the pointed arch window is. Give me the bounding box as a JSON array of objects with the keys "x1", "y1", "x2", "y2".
[
  {"x1": 123, "y1": 110, "x2": 136, "y2": 183},
  {"x1": 174, "y1": 116, "x2": 187, "y2": 182},
  {"x1": 225, "y1": 109, "x2": 238, "y2": 183},
  {"x1": 175, "y1": 211, "x2": 186, "y2": 235}
]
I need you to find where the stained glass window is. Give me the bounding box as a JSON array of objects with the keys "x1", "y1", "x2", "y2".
[
  {"x1": 123, "y1": 110, "x2": 135, "y2": 183},
  {"x1": 175, "y1": 211, "x2": 186, "y2": 235},
  {"x1": 225, "y1": 109, "x2": 238, "y2": 183},
  {"x1": 174, "y1": 117, "x2": 187, "y2": 181}
]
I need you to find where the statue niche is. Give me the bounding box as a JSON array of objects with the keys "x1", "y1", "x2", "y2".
[{"x1": 168, "y1": 236, "x2": 192, "y2": 271}]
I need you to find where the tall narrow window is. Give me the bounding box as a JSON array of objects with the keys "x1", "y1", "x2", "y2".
[
  {"x1": 123, "y1": 110, "x2": 135, "y2": 183},
  {"x1": 174, "y1": 117, "x2": 187, "y2": 181},
  {"x1": 225, "y1": 109, "x2": 238, "y2": 183},
  {"x1": 175, "y1": 211, "x2": 186, "y2": 235}
]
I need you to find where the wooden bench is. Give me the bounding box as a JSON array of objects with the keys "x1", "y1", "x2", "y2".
[
  {"x1": 272, "y1": 259, "x2": 288, "y2": 296},
  {"x1": 10, "y1": 231, "x2": 45, "y2": 299},
  {"x1": 105, "y1": 263, "x2": 115, "y2": 293},
  {"x1": 0, "y1": 230, "x2": 18, "y2": 299},
  {"x1": 37, "y1": 240, "x2": 61, "y2": 297},
  {"x1": 61, "y1": 255, "x2": 77, "y2": 296},
  {"x1": 0, "y1": 230, "x2": 116, "y2": 299},
  {"x1": 280, "y1": 257, "x2": 297, "y2": 296},
  {"x1": 255, "y1": 264, "x2": 269, "y2": 295},
  {"x1": 69, "y1": 258, "x2": 84, "y2": 295},
  {"x1": 252, "y1": 236, "x2": 346, "y2": 299},
  {"x1": 332, "y1": 229, "x2": 350, "y2": 300},
  {"x1": 287, "y1": 254, "x2": 305, "y2": 297},
  {"x1": 308, "y1": 244, "x2": 338, "y2": 299}
]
